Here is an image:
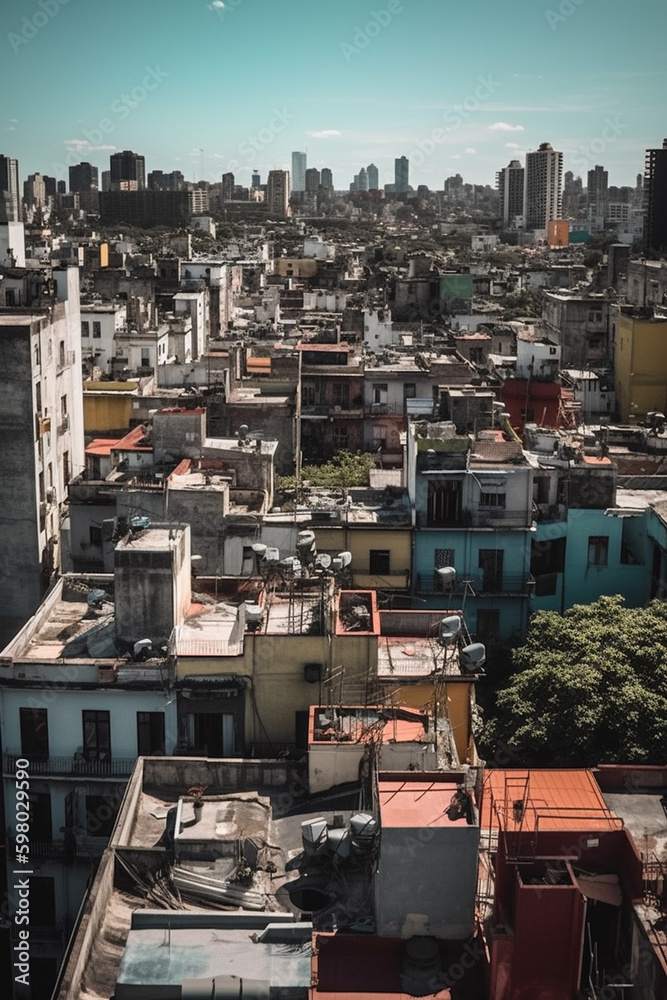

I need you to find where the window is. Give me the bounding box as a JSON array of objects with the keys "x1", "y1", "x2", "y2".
[
  {"x1": 62, "y1": 450, "x2": 70, "y2": 488},
  {"x1": 373, "y1": 383, "x2": 388, "y2": 404},
  {"x1": 89, "y1": 525, "x2": 102, "y2": 547},
  {"x1": 82, "y1": 710, "x2": 111, "y2": 762},
  {"x1": 480, "y1": 492, "x2": 506, "y2": 508},
  {"x1": 92, "y1": 321, "x2": 101, "y2": 339},
  {"x1": 60, "y1": 395, "x2": 68, "y2": 419},
  {"x1": 20, "y1": 708, "x2": 49, "y2": 759},
  {"x1": 302, "y1": 385, "x2": 316, "y2": 407},
  {"x1": 427, "y1": 481, "x2": 462, "y2": 526},
  {"x1": 85, "y1": 794, "x2": 119, "y2": 838},
  {"x1": 369, "y1": 550, "x2": 391, "y2": 574},
  {"x1": 333, "y1": 383, "x2": 350, "y2": 409},
  {"x1": 588, "y1": 536, "x2": 608, "y2": 567},
  {"x1": 333, "y1": 426, "x2": 348, "y2": 449},
  {"x1": 403, "y1": 382, "x2": 416, "y2": 399},
  {"x1": 28, "y1": 791, "x2": 52, "y2": 842},
  {"x1": 137, "y1": 712, "x2": 165, "y2": 756},
  {"x1": 477, "y1": 610, "x2": 500, "y2": 640},
  {"x1": 81, "y1": 321, "x2": 90, "y2": 338},
  {"x1": 59, "y1": 340, "x2": 65, "y2": 367}
]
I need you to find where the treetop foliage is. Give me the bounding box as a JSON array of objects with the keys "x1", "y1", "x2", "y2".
[
  {"x1": 278, "y1": 450, "x2": 376, "y2": 490},
  {"x1": 481, "y1": 596, "x2": 667, "y2": 766}
]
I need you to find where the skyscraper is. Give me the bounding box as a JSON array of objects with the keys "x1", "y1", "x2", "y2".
[
  {"x1": 320, "y1": 168, "x2": 334, "y2": 192},
  {"x1": 0, "y1": 154, "x2": 20, "y2": 222},
  {"x1": 644, "y1": 138, "x2": 667, "y2": 258},
  {"x1": 496, "y1": 159, "x2": 524, "y2": 227},
  {"x1": 69, "y1": 161, "x2": 99, "y2": 192},
  {"x1": 587, "y1": 164, "x2": 608, "y2": 229},
  {"x1": 251, "y1": 171, "x2": 261, "y2": 189},
  {"x1": 305, "y1": 168, "x2": 320, "y2": 194},
  {"x1": 267, "y1": 170, "x2": 290, "y2": 217},
  {"x1": 109, "y1": 149, "x2": 146, "y2": 191},
  {"x1": 357, "y1": 167, "x2": 369, "y2": 192},
  {"x1": 395, "y1": 156, "x2": 409, "y2": 193},
  {"x1": 523, "y1": 142, "x2": 563, "y2": 232},
  {"x1": 291, "y1": 151, "x2": 307, "y2": 192},
  {"x1": 221, "y1": 172, "x2": 235, "y2": 202},
  {"x1": 367, "y1": 163, "x2": 379, "y2": 191}
]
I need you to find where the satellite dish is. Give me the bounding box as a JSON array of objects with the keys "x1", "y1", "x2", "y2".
[
  {"x1": 461, "y1": 642, "x2": 486, "y2": 671},
  {"x1": 297, "y1": 530, "x2": 316, "y2": 548},
  {"x1": 439, "y1": 615, "x2": 461, "y2": 646},
  {"x1": 251, "y1": 542, "x2": 267, "y2": 557},
  {"x1": 338, "y1": 551, "x2": 352, "y2": 568},
  {"x1": 315, "y1": 553, "x2": 332, "y2": 571}
]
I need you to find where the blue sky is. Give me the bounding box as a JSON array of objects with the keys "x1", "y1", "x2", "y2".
[{"x1": 3, "y1": 0, "x2": 666, "y2": 190}]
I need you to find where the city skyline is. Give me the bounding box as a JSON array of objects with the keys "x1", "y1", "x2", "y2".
[{"x1": 3, "y1": 0, "x2": 666, "y2": 190}]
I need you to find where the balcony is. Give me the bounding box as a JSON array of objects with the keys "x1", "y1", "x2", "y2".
[
  {"x1": 416, "y1": 572, "x2": 535, "y2": 597},
  {"x1": 8, "y1": 836, "x2": 66, "y2": 859},
  {"x1": 3, "y1": 753, "x2": 135, "y2": 778},
  {"x1": 419, "y1": 508, "x2": 533, "y2": 529}
]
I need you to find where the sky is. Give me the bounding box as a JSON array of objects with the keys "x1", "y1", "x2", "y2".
[{"x1": 3, "y1": 0, "x2": 667, "y2": 191}]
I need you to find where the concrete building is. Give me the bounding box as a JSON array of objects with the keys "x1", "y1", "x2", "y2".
[
  {"x1": 542, "y1": 289, "x2": 612, "y2": 369},
  {"x1": 80, "y1": 301, "x2": 127, "y2": 373},
  {"x1": 68, "y1": 162, "x2": 99, "y2": 193},
  {"x1": 394, "y1": 155, "x2": 409, "y2": 193},
  {"x1": 407, "y1": 422, "x2": 535, "y2": 645},
  {"x1": 98, "y1": 190, "x2": 193, "y2": 228},
  {"x1": 266, "y1": 170, "x2": 290, "y2": 218},
  {"x1": 291, "y1": 151, "x2": 307, "y2": 193},
  {"x1": 643, "y1": 137, "x2": 667, "y2": 258},
  {"x1": 0, "y1": 264, "x2": 84, "y2": 647},
  {"x1": 523, "y1": 142, "x2": 563, "y2": 234},
  {"x1": 613, "y1": 305, "x2": 667, "y2": 421},
  {"x1": 496, "y1": 159, "x2": 524, "y2": 227},
  {"x1": 0, "y1": 154, "x2": 20, "y2": 222},
  {"x1": 109, "y1": 149, "x2": 146, "y2": 191},
  {"x1": 367, "y1": 162, "x2": 379, "y2": 191},
  {"x1": 587, "y1": 163, "x2": 608, "y2": 229}
]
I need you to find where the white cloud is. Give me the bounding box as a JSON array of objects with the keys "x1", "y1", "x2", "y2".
[
  {"x1": 208, "y1": 1, "x2": 225, "y2": 8},
  {"x1": 505, "y1": 142, "x2": 520, "y2": 149},
  {"x1": 307, "y1": 129, "x2": 341, "y2": 139},
  {"x1": 489, "y1": 122, "x2": 525, "y2": 132},
  {"x1": 63, "y1": 138, "x2": 116, "y2": 152},
  {"x1": 465, "y1": 148, "x2": 477, "y2": 155},
  {"x1": 450, "y1": 154, "x2": 461, "y2": 160}
]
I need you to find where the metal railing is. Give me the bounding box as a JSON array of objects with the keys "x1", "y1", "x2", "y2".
[
  {"x1": 3, "y1": 753, "x2": 135, "y2": 778},
  {"x1": 419, "y1": 508, "x2": 533, "y2": 528},
  {"x1": 416, "y1": 572, "x2": 535, "y2": 596}
]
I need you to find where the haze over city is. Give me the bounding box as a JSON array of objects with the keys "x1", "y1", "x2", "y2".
[{"x1": 5, "y1": 0, "x2": 667, "y2": 189}]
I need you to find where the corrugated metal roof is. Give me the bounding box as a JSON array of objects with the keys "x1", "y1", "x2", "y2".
[{"x1": 482, "y1": 769, "x2": 623, "y2": 833}]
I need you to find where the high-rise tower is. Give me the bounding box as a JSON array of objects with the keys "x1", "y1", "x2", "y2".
[{"x1": 523, "y1": 142, "x2": 563, "y2": 232}]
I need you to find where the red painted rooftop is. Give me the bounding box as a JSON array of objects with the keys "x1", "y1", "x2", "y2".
[
  {"x1": 482, "y1": 769, "x2": 623, "y2": 833},
  {"x1": 111, "y1": 425, "x2": 152, "y2": 452},
  {"x1": 85, "y1": 438, "x2": 121, "y2": 456},
  {"x1": 379, "y1": 778, "x2": 471, "y2": 829}
]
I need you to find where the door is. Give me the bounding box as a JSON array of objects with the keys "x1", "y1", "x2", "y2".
[
  {"x1": 193, "y1": 713, "x2": 235, "y2": 756},
  {"x1": 479, "y1": 549, "x2": 504, "y2": 592}
]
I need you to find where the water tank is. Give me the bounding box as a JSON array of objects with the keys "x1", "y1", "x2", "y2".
[{"x1": 301, "y1": 817, "x2": 328, "y2": 856}]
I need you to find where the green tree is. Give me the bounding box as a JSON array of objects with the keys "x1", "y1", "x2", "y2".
[
  {"x1": 481, "y1": 596, "x2": 667, "y2": 765},
  {"x1": 277, "y1": 450, "x2": 376, "y2": 490}
]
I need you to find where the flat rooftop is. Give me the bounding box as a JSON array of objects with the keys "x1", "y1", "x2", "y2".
[{"x1": 379, "y1": 778, "x2": 477, "y2": 829}]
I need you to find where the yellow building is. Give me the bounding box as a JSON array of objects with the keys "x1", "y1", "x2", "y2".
[
  {"x1": 614, "y1": 306, "x2": 667, "y2": 420},
  {"x1": 83, "y1": 383, "x2": 139, "y2": 436}
]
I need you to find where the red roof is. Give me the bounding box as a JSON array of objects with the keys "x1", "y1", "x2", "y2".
[
  {"x1": 482, "y1": 769, "x2": 623, "y2": 833},
  {"x1": 85, "y1": 438, "x2": 121, "y2": 456},
  {"x1": 112, "y1": 425, "x2": 152, "y2": 452},
  {"x1": 379, "y1": 778, "x2": 469, "y2": 829}
]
